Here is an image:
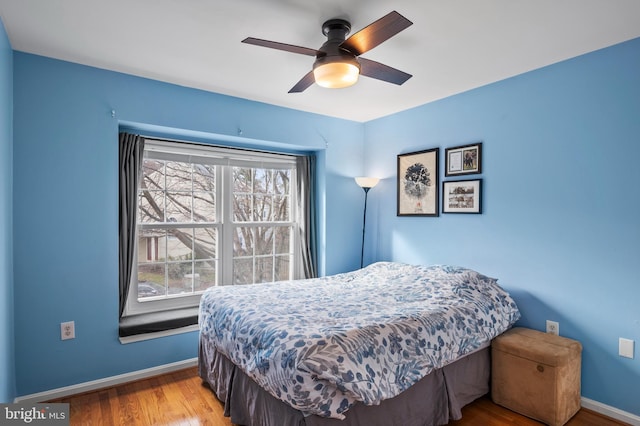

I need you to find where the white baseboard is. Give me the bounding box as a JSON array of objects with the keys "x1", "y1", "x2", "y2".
[
  {"x1": 14, "y1": 357, "x2": 198, "y2": 404},
  {"x1": 14, "y1": 364, "x2": 640, "y2": 426},
  {"x1": 582, "y1": 397, "x2": 640, "y2": 426}
]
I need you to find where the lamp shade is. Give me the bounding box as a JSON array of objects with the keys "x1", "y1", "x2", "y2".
[
  {"x1": 313, "y1": 62, "x2": 359, "y2": 89},
  {"x1": 355, "y1": 177, "x2": 380, "y2": 189}
]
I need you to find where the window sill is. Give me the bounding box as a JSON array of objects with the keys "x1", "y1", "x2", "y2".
[
  {"x1": 119, "y1": 323, "x2": 199, "y2": 344},
  {"x1": 119, "y1": 307, "x2": 199, "y2": 342}
]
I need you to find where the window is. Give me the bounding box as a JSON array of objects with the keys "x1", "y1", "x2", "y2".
[{"x1": 123, "y1": 139, "x2": 300, "y2": 317}]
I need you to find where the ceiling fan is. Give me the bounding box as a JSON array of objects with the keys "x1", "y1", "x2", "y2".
[{"x1": 242, "y1": 11, "x2": 413, "y2": 93}]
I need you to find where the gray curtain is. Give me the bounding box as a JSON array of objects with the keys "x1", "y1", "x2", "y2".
[
  {"x1": 296, "y1": 155, "x2": 317, "y2": 279},
  {"x1": 118, "y1": 132, "x2": 145, "y2": 318}
]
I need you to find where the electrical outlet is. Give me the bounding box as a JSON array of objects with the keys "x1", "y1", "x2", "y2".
[
  {"x1": 546, "y1": 320, "x2": 559, "y2": 336},
  {"x1": 61, "y1": 321, "x2": 75, "y2": 340}
]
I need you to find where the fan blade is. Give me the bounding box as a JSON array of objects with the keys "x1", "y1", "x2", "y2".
[
  {"x1": 340, "y1": 11, "x2": 412, "y2": 56},
  {"x1": 288, "y1": 71, "x2": 316, "y2": 93},
  {"x1": 242, "y1": 37, "x2": 318, "y2": 57},
  {"x1": 359, "y1": 57, "x2": 412, "y2": 85}
]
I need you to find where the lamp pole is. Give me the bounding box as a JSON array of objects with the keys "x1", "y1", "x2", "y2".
[
  {"x1": 354, "y1": 177, "x2": 379, "y2": 269},
  {"x1": 360, "y1": 186, "x2": 371, "y2": 269}
]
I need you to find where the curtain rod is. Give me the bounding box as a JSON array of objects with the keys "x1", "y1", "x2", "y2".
[{"x1": 120, "y1": 131, "x2": 313, "y2": 158}]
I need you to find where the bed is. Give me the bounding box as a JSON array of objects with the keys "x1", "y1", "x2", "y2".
[{"x1": 198, "y1": 262, "x2": 521, "y2": 426}]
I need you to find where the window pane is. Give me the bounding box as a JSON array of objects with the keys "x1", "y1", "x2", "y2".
[
  {"x1": 138, "y1": 229, "x2": 166, "y2": 261},
  {"x1": 195, "y1": 260, "x2": 217, "y2": 290},
  {"x1": 138, "y1": 190, "x2": 164, "y2": 223},
  {"x1": 165, "y1": 161, "x2": 192, "y2": 192},
  {"x1": 193, "y1": 164, "x2": 215, "y2": 192},
  {"x1": 274, "y1": 226, "x2": 290, "y2": 254},
  {"x1": 253, "y1": 194, "x2": 272, "y2": 221},
  {"x1": 273, "y1": 195, "x2": 289, "y2": 221},
  {"x1": 233, "y1": 227, "x2": 253, "y2": 257},
  {"x1": 137, "y1": 262, "x2": 166, "y2": 299},
  {"x1": 233, "y1": 258, "x2": 253, "y2": 285},
  {"x1": 233, "y1": 167, "x2": 252, "y2": 193},
  {"x1": 167, "y1": 261, "x2": 193, "y2": 294},
  {"x1": 254, "y1": 227, "x2": 273, "y2": 256},
  {"x1": 166, "y1": 192, "x2": 192, "y2": 222},
  {"x1": 233, "y1": 194, "x2": 252, "y2": 222},
  {"x1": 275, "y1": 255, "x2": 290, "y2": 281},
  {"x1": 274, "y1": 170, "x2": 290, "y2": 194},
  {"x1": 253, "y1": 168, "x2": 268, "y2": 193},
  {"x1": 233, "y1": 167, "x2": 256, "y2": 223},
  {"x1": 194, "y1": 227, "x2": 217, "y2": 260},
  {"x1": 255, "y1": 257, "x2": 273, "y2": 283},
  {"x1": 142, "y1": 160, "x2": 165, "y2": 190},
  {"x1": 193, "y1": 192, "x2": 215, "y2": 222},
  {"x1": 166, "y1": 229, "x2": 193, "y2": 260}
]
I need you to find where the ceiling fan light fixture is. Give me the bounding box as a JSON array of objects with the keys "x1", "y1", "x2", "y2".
[
  {"x1": 313, "y1": 60, "x2": 360, "y2": 89},
  {"x1": 243, "y1": 11, "x2": 412, "y2": 93}
]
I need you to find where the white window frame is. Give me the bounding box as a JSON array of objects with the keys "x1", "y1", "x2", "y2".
[{"x1": 123, "y1": 139, "x2": 301, "y2": 317}]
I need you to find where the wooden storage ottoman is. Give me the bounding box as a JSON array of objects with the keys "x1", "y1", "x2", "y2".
[{"x1": 491, "y1": 327, "x2": 582, "y2": 426}]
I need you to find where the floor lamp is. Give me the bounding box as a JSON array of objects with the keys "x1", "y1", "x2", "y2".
[{"x1": 355, "y1": 177, "x2": 380, "y2": 268}]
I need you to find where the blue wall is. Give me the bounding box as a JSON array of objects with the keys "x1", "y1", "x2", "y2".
[
  {"x1": 9, "y1": 27, "x2": 640, "y2": 417},
  {"x1": 364, "y1": 37, "x2": 640, "y2": 415},
  {"x1": 12, "y1": 52, "x2": 364, "y2": 397},
  {"x1": 0, "y1": 19, "x2": 15, "y2": 403}
]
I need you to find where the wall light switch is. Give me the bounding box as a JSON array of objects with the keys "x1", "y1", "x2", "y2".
[{"x1": 619, "y1": 338, "x2": 634, "y2": 359}]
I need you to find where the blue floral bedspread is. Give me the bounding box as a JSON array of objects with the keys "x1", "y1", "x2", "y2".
[{"x1": 199, "y1": 262, "x2": 520, "y2": 419}]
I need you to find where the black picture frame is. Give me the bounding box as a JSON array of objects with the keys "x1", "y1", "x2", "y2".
[
  {"x1": 445, "y1": 142, "x2": 482, "y2": 176},
  {"x1": 397, "y1": 148, "x2": 439, "y2": 216},
  {"x1": 442, "y1": 179, "x2": 483, "y2": 214}
]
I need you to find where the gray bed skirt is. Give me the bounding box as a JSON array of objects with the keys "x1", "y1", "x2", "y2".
[{"x1": 198, "y1": 339, "x2": 490, "y2": 426}]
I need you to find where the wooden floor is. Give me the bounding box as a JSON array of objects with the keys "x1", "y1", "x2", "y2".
[{"x1": 51, "y1": 367, "x2": 629, "y2": 426}]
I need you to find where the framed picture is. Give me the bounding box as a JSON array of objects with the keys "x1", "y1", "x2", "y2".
[
  {"x1": 445, "y1": 142, "x2": 482, "y2": 176},
  {"x1": 442, "y1": 179, "x2": 482, "y2": 214},
  {"x1": 397, "y1": 148, "x2": 439, "y2": 216}
]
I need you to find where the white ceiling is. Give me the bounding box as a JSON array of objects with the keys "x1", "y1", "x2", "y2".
[{"x1": 1, "y1": 0, "x2": 639, "y2": 122}]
